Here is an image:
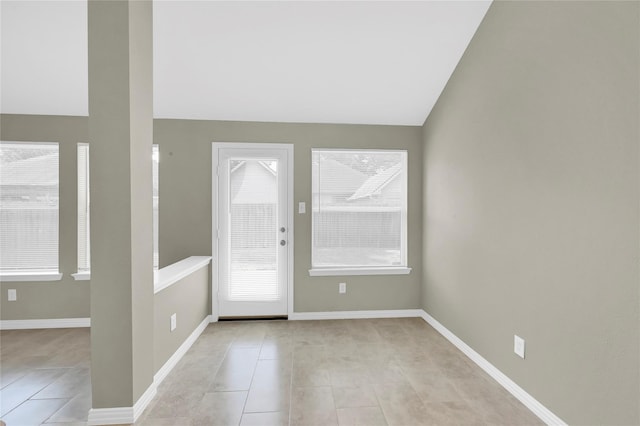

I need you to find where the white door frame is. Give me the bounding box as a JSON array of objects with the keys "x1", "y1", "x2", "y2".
[{"x1": 211, "y1": 142, "x2": 294, "y2": 321}]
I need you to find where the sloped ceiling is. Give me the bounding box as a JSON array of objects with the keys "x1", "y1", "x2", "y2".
[{"x1": 1, "y1": 1, "x2": 491, "y2": 126}]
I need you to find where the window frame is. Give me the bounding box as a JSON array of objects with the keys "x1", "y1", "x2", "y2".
[
  {"x1": 73, "y1": 143, "x2": 91, "y2": 280},
  {"x1": 308, "y1": 148, "x2": 411, "y2": 277},
  {"x1": 0, "y1": 141, "x2": 62, "y2": 281}
]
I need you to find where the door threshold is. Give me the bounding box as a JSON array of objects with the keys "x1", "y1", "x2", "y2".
[{"x1": 218, "y1": 315, "x2": 288, "y2": 322}]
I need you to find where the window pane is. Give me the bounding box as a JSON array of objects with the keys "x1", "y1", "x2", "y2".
[
  {"x1": 0, "y1": 142, "x2": 59, "y2": 272},
  {"x1": 312, "y1": 149, "x2": 407, "y2": 268},
  {"x1": 228, "y1": 159, "x2": 279, "y2": 301},
  {"x1": 153, "y1": 144, "x2": 159, "y2": 270},
  {"x1": 77, "y1": 144, "x2": 90, "y2": 272}
]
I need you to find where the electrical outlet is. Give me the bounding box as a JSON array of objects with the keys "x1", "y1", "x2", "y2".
[
  {"x1": 8, "y1": 289, "x2": 17, "y2": 301},
  {"x1": 339, "y1": 282, "x2": 346, "y2": 294},
  {"x1": 170, "y1": 313, "x2": 177, "y2": 331},
  {"x1": 514, "y1": 335, "x2": 525, "y2": 359}
]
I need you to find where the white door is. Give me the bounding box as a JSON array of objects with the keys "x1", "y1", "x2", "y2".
[{"x1": 213, "y1": 143, "x2": 292, "y2": 318}]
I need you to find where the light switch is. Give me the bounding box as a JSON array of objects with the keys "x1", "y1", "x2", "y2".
[
  {"x1": 8, "y1": 289, "x2": 17, "y2": 301},
  {"x1": 170, "y1": 313, "x2": 177, "y2": 331},
  {"x1": 298, "y1": 202, "x2": 306, "y2": 214},
  {"x1": 514, "y1": 335, "x2": 525, "y2": 359}
]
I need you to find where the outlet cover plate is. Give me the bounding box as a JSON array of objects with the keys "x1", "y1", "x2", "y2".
[
  {"x1": 514, "y1": 335, "x2": 525, "y2": 359},
  {"x1": 8, "y1": 289, "x2": 16, "y2": 301},
  {"x1": 339, "y1": 282, "x2": 346, "y2": 294},
  {"x1": 170, "y1": 313, "x2": 177, "y2": 331}
]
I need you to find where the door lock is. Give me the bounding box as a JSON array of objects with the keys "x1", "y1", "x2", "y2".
[{"x1": 280, "y1": 240, "x2": 286, "y2": 246}]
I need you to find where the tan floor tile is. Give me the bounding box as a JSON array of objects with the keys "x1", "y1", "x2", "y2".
[
  {"x1": 33, "y1": 368, "x2": 91, "y2": 399},
  {"x1": 244, "y1": 385, "x2": 290, "y2": 413},
  {"x1": 191, "y1": 391, "x2": 247, "y2": 426},
  {"x1": 1, "y1": 398, "x2": 69, "y2": 425},
  {"x1": 292, "y1": 363, "x2": 331, "y2": 387},
  {"x1": 337, "y1": 406, "x2": 388, "y2": 426},
  {"x1": 406, "y1": 370, "x2": 464, "y2": 403},
  {"x1": 448, "y1": 374, "x2": 511, "y2": 401},
  {"x1": 144, "y1": 389, "x2": 204, "y2": 419},
  {"x1": 259, "y1": 340, "x2": 293, "y2": 360},
  {"x1": 0, "y1": 369, "x2": 67, "y2": 416},
  {"x1": 468, "y1": 396, "x2": 545, "y2": 425},
  {"x1": 329, "y1": 366, "x2": 371, "y2": 387},
  {"x1": 135, "y1": 416, "x2": 192, "y2": 426},
  {"x1": 161, "y1": 363, "x2": 217, "y2": 394},
  {"x1": 332, "y1": 385, "x2": 379, "y2": 408},
  {"x1": 420, "y1": 400, "x2": 484, "y2": 426},
  {"x1": 251, "y1": 359, "x2": 292, "y2": 388},
  {"x1": 46, "y1": 392, "x2": 91, "y2": 423},
  {"x1": 290, "y1": 386, "x2": 338, "y2": 426},
  {"x1": 373, "y1": 382, "x2": 429, "y2": 426},
  {"x1": 209, "y1": 347, "x2": 260, "y2": 392},
  {"x1": 240, "y1": 411, "x2": 289, "y2": 426}
]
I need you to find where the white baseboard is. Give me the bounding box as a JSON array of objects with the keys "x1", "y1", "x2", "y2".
[
  {"x1": 87, "y1": 406, "x2": 135, "y2": 426},
  {"x1": 87, "y1": 315, "x2": 211, "y2": 425},
  {"x1": 133, "y1": 381, "x2": 158, "y2": 422},
  {"x1": 288, "y1": 309, "x2": 423, "y2": 321},
  {"x1": 419, "y1": 310, "x2": 566, "y2": 426},
  {"x1": 0, "y1": 317, "x2": 90, "y2": 330},
  {"x1": 154, "y1": 315, "x2": 212, "y2": 386},
  {"x1": 87, "y1": 381, "x2": 158, "y2": 425}
]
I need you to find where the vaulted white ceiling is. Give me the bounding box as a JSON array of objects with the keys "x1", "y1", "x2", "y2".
[{"x1": 1, "y1": 1, "x2": 491, "y2": 126}]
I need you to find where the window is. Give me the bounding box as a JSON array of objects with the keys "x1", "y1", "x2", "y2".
[
  {"x1": 0, "y1": 142, "x2": 61, "y2": 279},
  {"x1": 152, "y1": 144, "x2": 159, "y2": 270},
  {"x1": 310, "y1": 149, "x2": 410, "y2": 276},
  {"x1": 74, "y1": 144, "x2": 159, "y2": 280},
  {"x1": 77, "y1": 144, "x2": 90, "y2": 275}
]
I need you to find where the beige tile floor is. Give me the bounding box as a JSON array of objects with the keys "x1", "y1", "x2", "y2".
[{"x1": 1, "y1": 318, "x2": 543, "y2": 426}]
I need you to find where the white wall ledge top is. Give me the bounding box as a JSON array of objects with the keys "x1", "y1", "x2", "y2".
[{"x1": 154, "y1": 256, "x2": 212, "y2": 294}]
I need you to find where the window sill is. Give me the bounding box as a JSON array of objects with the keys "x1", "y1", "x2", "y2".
[
  {"x1": 0, "y1": 272, "x2": 63, "y2": 282},
  {"x1": 308, "y1": 267, "x2": 412, "y2": 277},
  {"x1": 71, "y1": 272, "x2": 90, "y2": 281}
]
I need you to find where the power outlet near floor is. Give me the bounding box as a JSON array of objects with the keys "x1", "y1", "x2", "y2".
[
  {"x1": 170, "y1": 313, "x2": 177, "y2": 332},
  {"x1": 339, "y1": 282, "x2": 346, "y2": 294},
  {"x1": 514, "y1": 335, "x2": 525, "y2": 359}
]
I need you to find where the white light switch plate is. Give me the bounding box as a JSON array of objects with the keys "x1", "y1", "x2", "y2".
[
  {"x1": 8, "y1": 289, "x2": 16, "y2": 301},
  {"x1": 298, "y1": 202, "x2": 306, "y2": 214},
  {"x1": 170, "y1": 313, "x2": 177, "y2": 331},
  {"x1": 514, "y1": 335, "x2": 525, "y2": 359}
]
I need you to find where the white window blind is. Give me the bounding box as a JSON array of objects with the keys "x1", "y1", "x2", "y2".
[
  {"x1": 77, "y1": 144, "x2": 90, "y2": 272},
  {"x1": 0, "y1": 142, "x2": 59, "y2": 272},
  {"x1": 228, "y1": 159, "x2": 280, "y2": 301},
  {"x1": 312, "y1": 149, "x2": 407, "y2": 269},
  {"x1": 153, "y1": 144, "x2": 159, "y2": 270}
]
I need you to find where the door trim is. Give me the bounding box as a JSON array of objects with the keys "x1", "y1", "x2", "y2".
[{"x1": 211, "y1": 142, "x2": 294, "y2": 321}]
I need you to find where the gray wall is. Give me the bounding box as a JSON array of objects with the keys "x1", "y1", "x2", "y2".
[
  {"x1": 421, "y1": 1, "x2": 639, "y2": 424},
  {"x1": 0, "y1": 115, "x2": 90, "y2": 320},
  {"x1": 0, "y1": 115, "x2": 423, "y2": 320},
  {"x1": 155, "y1": 119, "x2": 423, "y2": 313},
  {"x1": 154, "y1": 265, "x2": 209, "y2": 372}
]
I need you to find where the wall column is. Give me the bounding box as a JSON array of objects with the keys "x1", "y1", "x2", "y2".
[{"x1": 87, "y1": 0, "x2": 155, "y2": 420}]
